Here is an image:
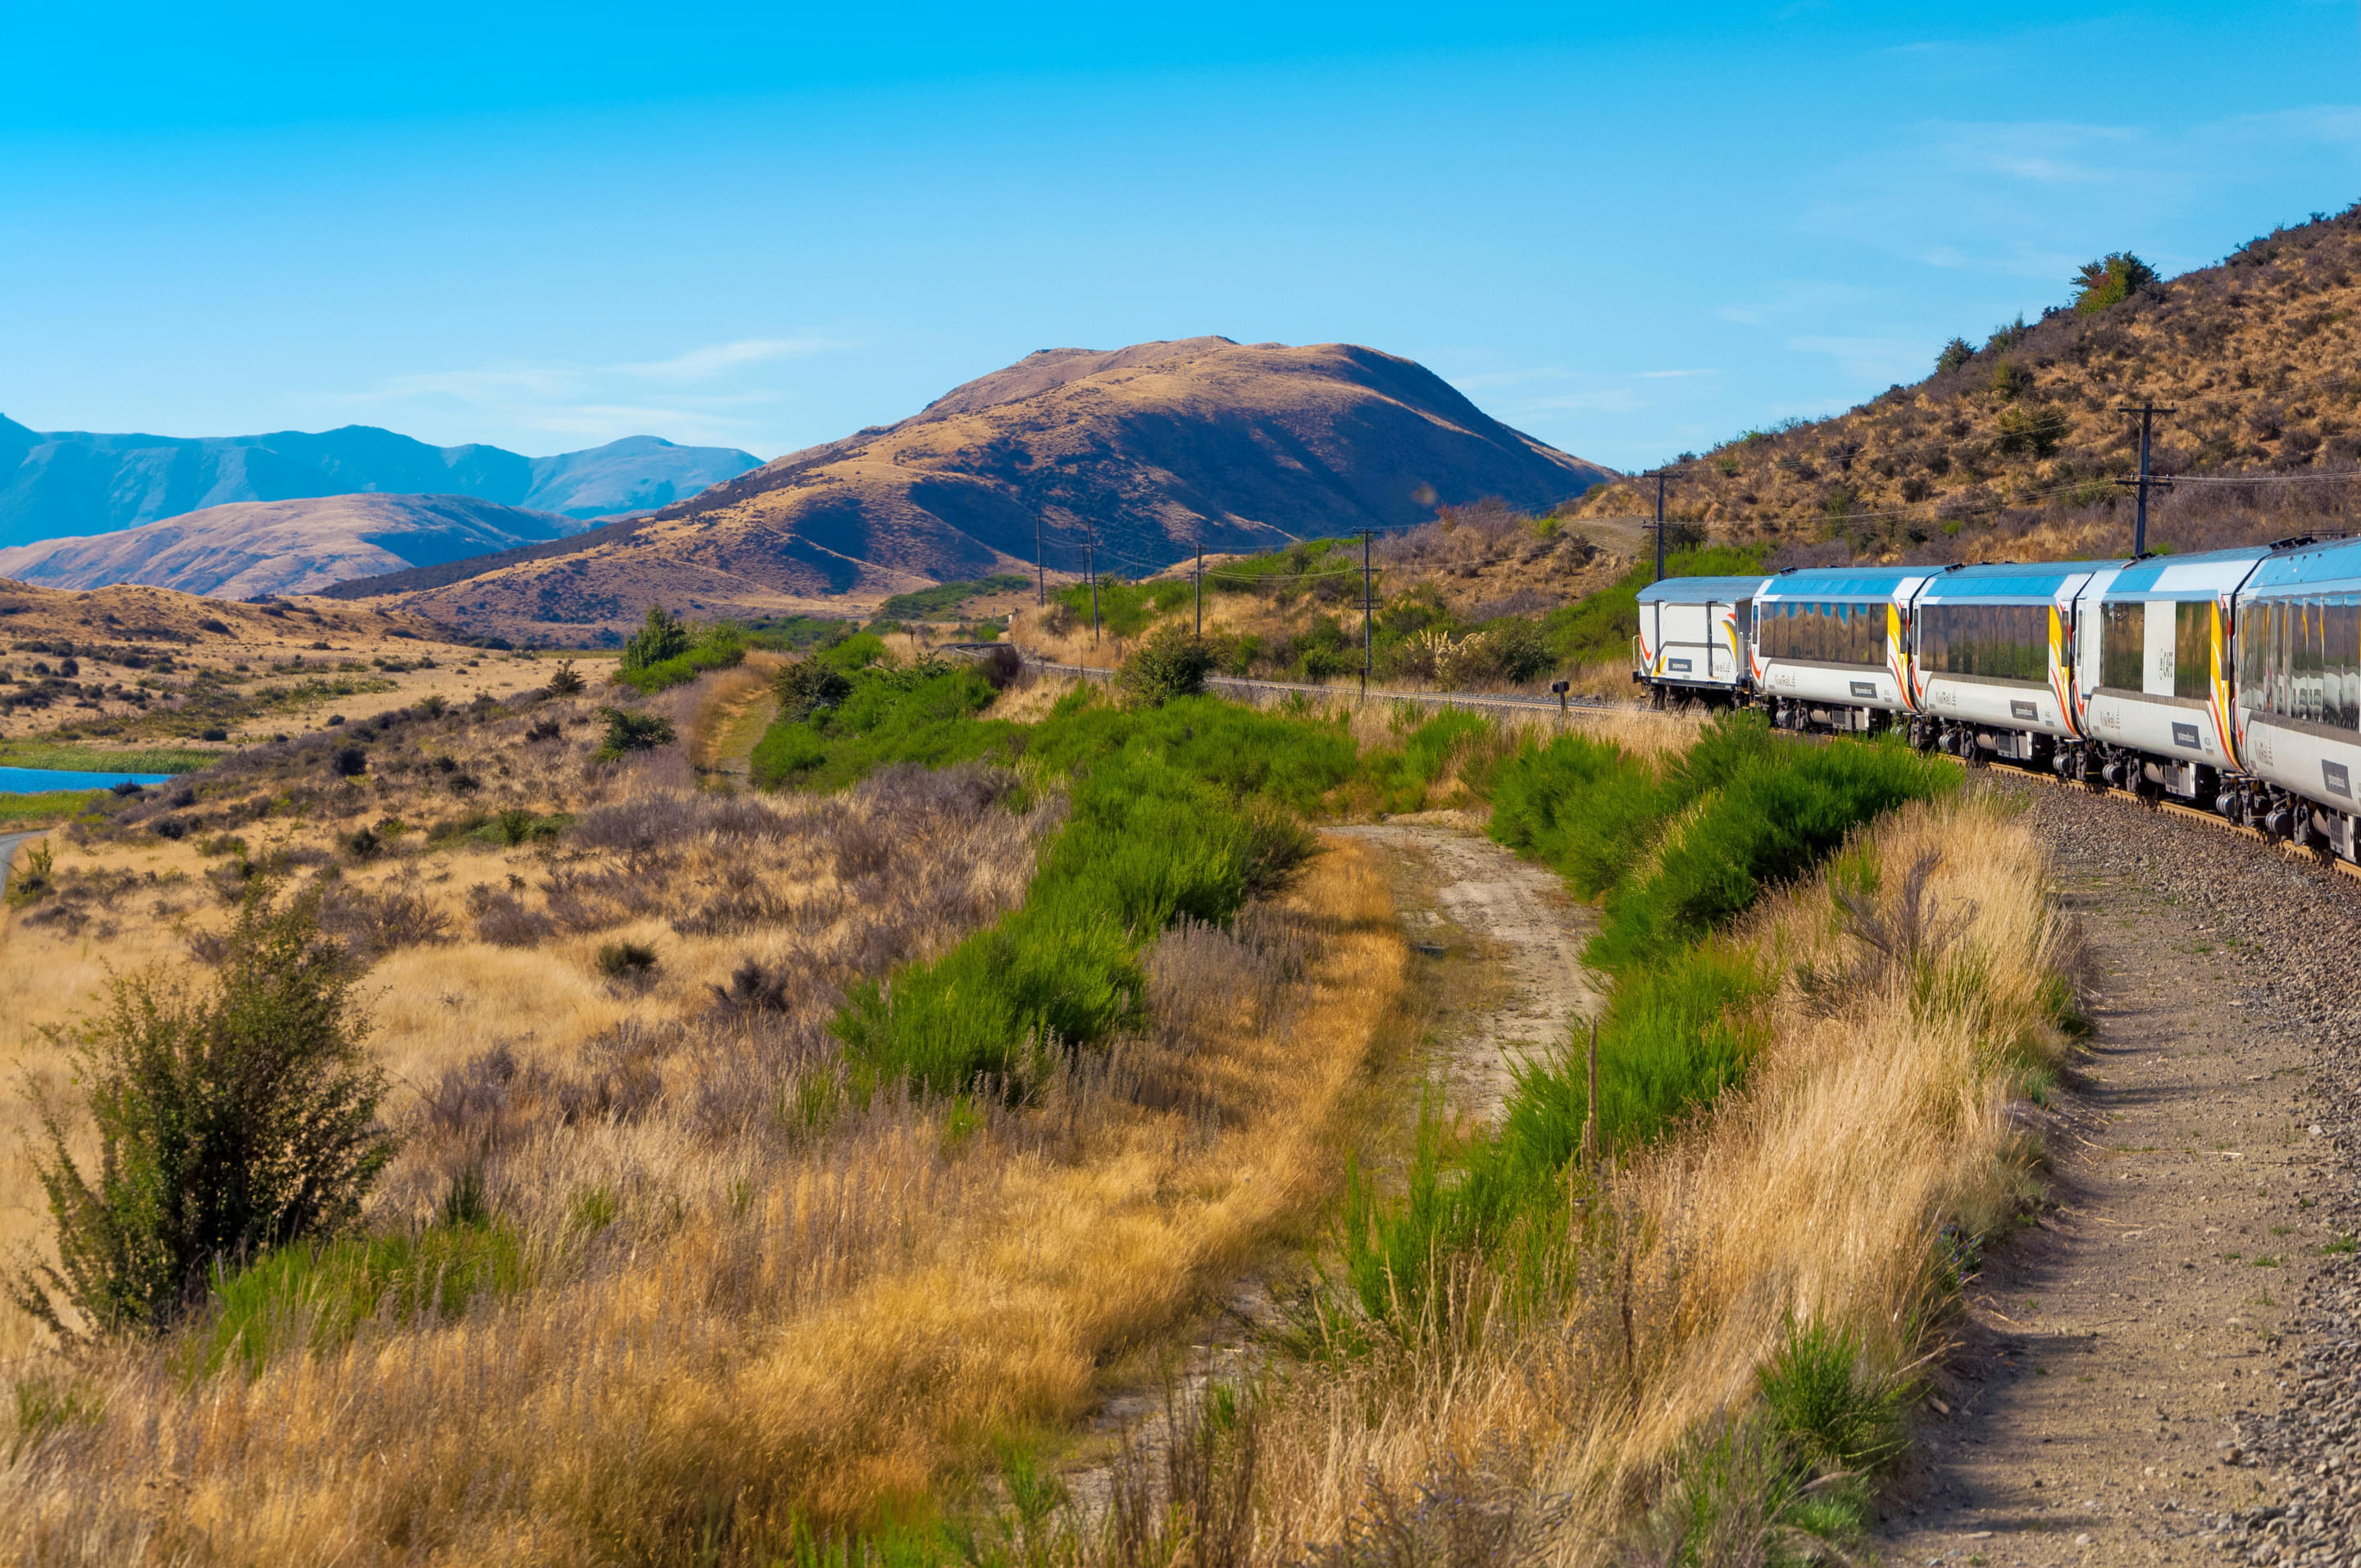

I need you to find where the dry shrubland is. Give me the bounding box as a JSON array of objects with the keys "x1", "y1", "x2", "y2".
[
  {"x1": 0, "y1": 652, "x2": 2073, "y2": 1564},
  {"x1": 1581, "y1": 204, "x2": 2361, "y2": 562},
  {"x1": 0, "y1": 669, "x2": 1413, "y2": 1563}
]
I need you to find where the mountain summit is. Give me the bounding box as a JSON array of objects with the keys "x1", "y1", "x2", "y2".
[
  {"x1": 366, "y1": 338, "x2": 1613, "y2": 639},
  {"x1": 0, "y1": 420, "x2": 760, "y2": 548}
]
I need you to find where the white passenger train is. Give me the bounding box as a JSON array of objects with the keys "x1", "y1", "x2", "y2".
[{"x1": 1631, "y1": 536, "x2": 2361, "y2": 863}]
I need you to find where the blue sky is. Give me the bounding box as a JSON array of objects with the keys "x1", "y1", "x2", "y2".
[{"x1": 6, "y1": 2, "x2": 2360, "y2": 473}]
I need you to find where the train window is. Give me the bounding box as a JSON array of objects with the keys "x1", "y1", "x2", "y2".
[
  {"x1": 2173, "y1": 602, "x2": 2213, "y2": 700},
  {"x1": 2332, "y1": 597, "x2": 2351, "y2": 732},
  {"x1": 1759, "y1": 598, "x2": 1882, "y2": 665},
  {"x1": 1921, "y1": 602, "x2": 2048, "y2": 682},
  {"x1": 2294, "y1": 598, "x2": 2324, "y2": 725},
  {"x1": 2236, "y1": 602, "x2": 2263, "y2": 705},
  {"x1": 2099, "y1": 602, "x2": 2144, "y2": 689}
]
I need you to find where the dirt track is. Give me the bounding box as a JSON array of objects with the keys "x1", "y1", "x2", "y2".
[{"x1": 1332, "y1": 819, "x2": 1602, "y2": 1124}]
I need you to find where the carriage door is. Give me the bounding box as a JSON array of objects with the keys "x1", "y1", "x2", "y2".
[{"x1": 1708, "y1": 602, "x2": 1735, "y2": 683}]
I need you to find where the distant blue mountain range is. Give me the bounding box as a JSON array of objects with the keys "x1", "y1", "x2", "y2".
[{"x1": 0, "y1": 416, "x2": 761, "y2": 551}]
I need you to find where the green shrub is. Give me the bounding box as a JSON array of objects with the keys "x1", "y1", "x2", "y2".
[
  {"x1": 1117, "y1": 625, "x2": 1217, "y2": 706},
  {"x1": 2072, "y1": 251, "x2": 2158, "y2": 315},
  {"x1": 771, "y1": 657, "x2": 854, "y2": 722},
  {"x1": 611, "y1": 620, "x2": 746, "y2": 694},
  {"x1": 479, "y1": 807, "x2": 571, "y2": 847},
  {"x1": 1757, "y1": 1317, "x2": 1906, "y2": 1480},
  {"x1": 620, "y1": 605, "x2": 694, "y2": 671},
  {"x1": 748, "y1": 661, "x2": 1013, "y2": 791},
  {"x1": 12, "y1": 882, "x2": 397, "y2": 1336},
  {"x1": 1935, "y1": 336, "x2": 1976, "y2": 375},
  {"x1": 543, "y1": 658, "x2": 585, "y2": 696},
  {"x1": 595, "y1": 706, "x2": 676, "y2": 757}
]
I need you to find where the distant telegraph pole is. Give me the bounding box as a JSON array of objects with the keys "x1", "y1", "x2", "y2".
[
  {"x1": 2114, "y1": 402, "x2": 2176, "y2": 557},
  {"x1": 1643, "y1": 468, "x2": 1674, "y2": 582},
  {"x1": 1087, "y1": 529, "x2": 1100, "y2": 648},
  {"x1": 1361, "y1": 528, "x2": 1373, "y2": 699},
  {"x1": 1034, "y1": 514, "x2": 1045, "y2": 606},
  {"x1": 1195, "y1": 539, "x2": 1204, "y2": 639}
]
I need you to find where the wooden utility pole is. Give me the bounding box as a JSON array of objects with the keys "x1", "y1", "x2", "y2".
[
  {"x1": 1644, "y1": 469, "x2": 1672, "y2": 582},
  {"x1": 2114, "y1": 402, "x2": 2176, "y2": 557},
  {"x1": 1087, "y1": 530, "x2": 1099, "y2": 648},
  {"x1": 1361, "y1": 529, "x2": 1373, "y2": 698},
  {"x1": 1581, "y1": 1020, "x2": 1599, "y2": 1167},
  {"x1": 1195, "y1": 539, "x2": 1204, "y2": 639},
  {"x1": 1034, "y1": 515, "x2": 1045, "y2": 606}
]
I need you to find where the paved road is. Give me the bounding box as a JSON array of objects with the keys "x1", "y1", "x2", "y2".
[{"x1": 0, "y1": 830, "x2": 38, "y2": 899}]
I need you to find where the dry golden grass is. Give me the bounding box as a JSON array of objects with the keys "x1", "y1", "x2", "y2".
[
  {"x1": 0, "y1": 698, "x2": 1408, "y2": 1566},
  {"x1": 1248, "y1": 789, "x2": 2070, "y2": 1560}
]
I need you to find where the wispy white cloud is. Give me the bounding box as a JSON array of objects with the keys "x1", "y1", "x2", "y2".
[
  {"x1": 314, "y1": 335, "x2": 859, "y2": 452},
  {"x1": 613, "y1": 337, "x2": 853, "y2": 380}
]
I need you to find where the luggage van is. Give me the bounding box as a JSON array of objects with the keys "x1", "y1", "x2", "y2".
[{"x1": 1633, "y1": 575, "x2": 1764, "y2": 706}]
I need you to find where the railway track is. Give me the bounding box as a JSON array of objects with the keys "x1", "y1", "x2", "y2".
[{"x1": 1018, "y1": 657, "x2": 1622, "y2": 720}]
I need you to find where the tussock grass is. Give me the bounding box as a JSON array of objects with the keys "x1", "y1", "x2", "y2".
[{"x1": 1255, "y1": 791, "x2": 2075, "y2": 1561}]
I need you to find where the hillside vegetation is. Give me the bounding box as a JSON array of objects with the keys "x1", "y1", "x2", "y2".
[
  {"x1": 1575, "y1": 204, "x2": 2361, "y2": 561},
  {"x1": 1015, "y1": 500, "x2": 1755, "y2": 698}
]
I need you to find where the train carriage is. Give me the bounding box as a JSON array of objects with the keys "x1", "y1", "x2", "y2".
[
  {"x1": 1749, "y1": 567, "x2": 1942, "y2": 732},
  {"x1": 1909, "y1": 560, "x2": 2121, "y2": 767},
  {"x1": 2077, "y1": 547, "x2": 2270, "y2": 802},
  {"x1": 2227, "y1": 538, "x2": 2361, "y2": 859},
  {"x1": 1632, "y1": 576, "x2": 1762, "y2": 705}
]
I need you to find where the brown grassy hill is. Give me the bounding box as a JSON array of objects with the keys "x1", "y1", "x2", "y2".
[
  {"x1": 0, "y1": 494, "x2": 587, "y2": 599},
  {"x1": 1572, "y1": 209, "x2": 2361, "y2": 561},
  {"x1": 376, "y1": 337, "x2": 1614, "y2": 642}
]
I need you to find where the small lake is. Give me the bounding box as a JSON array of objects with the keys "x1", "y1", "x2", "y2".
[{"x1": 0, "y1": 766, "x2": 176, "y2": 794}]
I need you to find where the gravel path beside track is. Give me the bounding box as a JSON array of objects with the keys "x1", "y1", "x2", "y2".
[{"x1": 1880, "y1": 775, "x2": 2361, "y2": 1566}]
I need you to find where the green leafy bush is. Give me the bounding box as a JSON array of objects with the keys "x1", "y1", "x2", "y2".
[
  {"x1": 2072, "y1": 251, "x2": 2159, "y2": 315},
  {"x1": 749, "y1": 661, "x2": 1012, "y2": 790},
  {"x1": 1935, "y1": 336, "x2": 1977, "y2": 374},
  {"x1": 619, "y1": 605, "x2": 694, "y2": 671},
  {"x1": 12, "y1": 882, "x2": 396, "y2": 1336},
  {"x1": 1117, "y1": 625, "x2": 1217, "y2": 706},
  {"x1": 595, "y1": 706, "x2": 676, "y2": 757},
  {"x1": 830, "y1": 695, "x2": 1350, "y2": 1096},
  {"x1": 610, "y1": 615, "x2": 746, "y2": 695},
  {"x1": 771, "y1": 658, "x2": 853, "y2": 722},
  {"x1": 876, "y1": 574, "x2": 1031, "y2": 620}
]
